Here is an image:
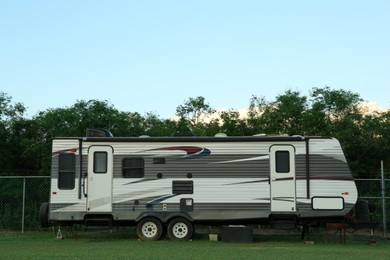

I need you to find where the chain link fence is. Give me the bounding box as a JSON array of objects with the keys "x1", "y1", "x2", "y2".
[
  {"x1": 0, "y1": 176, "x2": 50, "y2": 232},
  {"x1": 354, "y1": 178, "x2": 389, "y2": 237},
  {"x1": 0, "y1": 176, "x2": 389, "y2": 237}
]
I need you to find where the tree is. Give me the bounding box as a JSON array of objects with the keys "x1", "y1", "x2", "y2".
[
  {"x1": 310, "y1": 86, "x2": 362, "y2": 117},
  {"x1": 31, "y1": 99, "x2": 148, "y2": 174},
  {"x1": 308, "y1": 87, "x2": 369, "y2": 176},
  {"x1": 219, "y1": 110, "x2": 247, "y2": 136},
  {"x1": 352, "y1": 111, "x2": 390, "y2": 177},
  {"x1": 0, "y1": 92, "x2": 30, "y2": 174},
  {"x1": 143, "y1": 112, "x2": 177, "y2": 137},
  {"x1": 175, "y1": 96, "x2": 215, "y2": 130},
  {"x1": 247, "y1": 90, "x2": 307, "y2": 135},
  {"x1": 246, "y1": 95, "x2": 270, "y2": 135},
  {"x1": 268, "y1": 90, "x2": 307, "y2": 135},
  {"x1": 34, "y1": 99, "x2": 139, "y2": 139},
  {"x1": 1, "y1": 87, "x2": 389, "y2": 178}
]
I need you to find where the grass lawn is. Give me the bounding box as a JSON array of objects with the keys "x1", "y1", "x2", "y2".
[{"x1": 1, "y1": 228, "x2": 390, "y2": 259}]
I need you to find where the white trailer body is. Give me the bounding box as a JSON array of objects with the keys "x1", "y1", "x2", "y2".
[{"x1": 43, "y1": 134, "x2": 358, "y2": 240}]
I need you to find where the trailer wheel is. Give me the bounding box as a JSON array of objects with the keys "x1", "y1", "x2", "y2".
[
  {"x1": 136, "y1": 217, "x2": 163, "y2": 241},
  {"x1": 167, "y1": 218, "x2": 193, "y2": 241},
  {"x1": 39, "y1": 202, "x2": 49, "y2": 227}
]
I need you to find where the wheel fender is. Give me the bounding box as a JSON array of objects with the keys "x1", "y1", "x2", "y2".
[
  {"x1": 135, "y1": 213, "x2": 163, "y2": 223},
  {"x1": 165, "y1": 213, "x2": 193, "y2": 223},
  {"x1": 135, "y1": 212, "x2": 193, "y2": 223}
]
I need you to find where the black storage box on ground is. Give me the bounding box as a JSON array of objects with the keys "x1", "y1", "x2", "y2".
[{"x1": 221, "y1": 226, "x2": 253, "y2": 243}]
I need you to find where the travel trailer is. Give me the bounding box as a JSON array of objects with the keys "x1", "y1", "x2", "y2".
[{"x1": 40, "y1": 129, "x2": 358, "y2": 241}]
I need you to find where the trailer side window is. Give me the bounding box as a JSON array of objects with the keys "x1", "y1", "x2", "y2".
[
  {"x1": 276, "y1": 151, "x2": 290, "y2": 173},
  {"x1": 58, "y1": 153, "x2": 76, "y2": 190},
  {"x1": 122, "y1": 158, "x2": 144, "y2": 178},
  {"x1": 94, "y1": 152, "x2": 108, "y2": 173}
]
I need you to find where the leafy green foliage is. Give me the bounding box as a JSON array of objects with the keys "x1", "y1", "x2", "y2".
[
  {"x1": 0, "y1": 87, "x2": 389, "y2": 177},
  {"x1": 176, "y1": 96, "x2": 216, "y2": 130}
]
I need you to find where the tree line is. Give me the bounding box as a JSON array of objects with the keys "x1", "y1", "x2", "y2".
[{"x1": 1, "y1": 86, "x2": 389, "y2": 178}]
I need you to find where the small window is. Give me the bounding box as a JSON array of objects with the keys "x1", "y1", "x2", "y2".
[
  {"x1": 94, "y1": 152, "x2": 107, "y2": 173},
  {"x1": 122, "y1": 158, "x2": 144, "y2": 178},
  {"x1": 276, "y1": 151, "x2": 290, "y2": 173},
  {"x1": 58, "y1": 153, "x2": 76, "y2": 190}
]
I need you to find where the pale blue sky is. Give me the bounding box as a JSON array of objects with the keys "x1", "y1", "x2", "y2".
[{"x1": 1, "y1": 1, "x2": 389, "y2": 118}]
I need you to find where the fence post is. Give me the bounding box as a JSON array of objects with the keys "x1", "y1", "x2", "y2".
[
  {"x1": 381, "y1": 160, "x2": 387, "y2": 238},
  {"x1": 21, "y1": 177, "x2": 26, "y2": 234}
]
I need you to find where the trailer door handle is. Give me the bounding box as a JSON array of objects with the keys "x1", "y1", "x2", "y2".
[{"x1": 82, "y1": 172, "x2": 88, "y2": 197}]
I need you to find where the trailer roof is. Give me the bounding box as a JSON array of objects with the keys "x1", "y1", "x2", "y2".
[{"x1": 53, "y1": 135, "x2": 331, "y2": 143}]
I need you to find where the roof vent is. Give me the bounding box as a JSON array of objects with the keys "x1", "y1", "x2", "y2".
[
  {"x1": 172, "y1": 132, "x2": 195, "y2": 137},
  {"x1": 252, "y1": 133, "x2": 266, "y2": 136},
  {"x1": 86, "y1": 128, "x2": 113, "y2": 137}
]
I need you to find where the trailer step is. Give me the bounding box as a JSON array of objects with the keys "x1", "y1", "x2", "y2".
[
  {"x1": 84, "y1": 215, "x2": 113, "y2": 232},
  {"x1": 269, "y1": 214, "x2": 297, "y2": 230}
]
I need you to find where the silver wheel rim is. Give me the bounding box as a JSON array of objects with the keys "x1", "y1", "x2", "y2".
[
  {"x1": 172, "y1": 222, "x2": 188, "y2": 238},
  {"x1": 142, "y1": 221, "x2": 158, "y2": 238}
]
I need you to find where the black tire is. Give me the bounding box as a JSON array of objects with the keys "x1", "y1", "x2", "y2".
[
  {"x1": 39, "y1": 202, "x2": 49, "y2": 227},
  {"x1": 136, "y1": 217, "x2": 163, "y2": 241},
  {"x1": 167, "y1": 218, "x2": 194, "y2": 241}
]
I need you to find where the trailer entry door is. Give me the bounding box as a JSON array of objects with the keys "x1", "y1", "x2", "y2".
[
  {"x1": 270, "y1": 145, "x2": 296, "y2": 212},
  {"x1": 87, "y1": 146, "x2": 113, "y2": 212}
]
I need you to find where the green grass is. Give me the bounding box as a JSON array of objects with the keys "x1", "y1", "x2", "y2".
[{"x1": 0, "y1": 229, "x2": 390, "y2": 260}]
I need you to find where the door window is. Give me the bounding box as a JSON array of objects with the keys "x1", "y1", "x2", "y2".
[
  {"x1": 275, "y1": 151, "x2": 290, "y2": 173},
  {"x1": 93, "y1": 151, "x2": 108, "y2": 173}
]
